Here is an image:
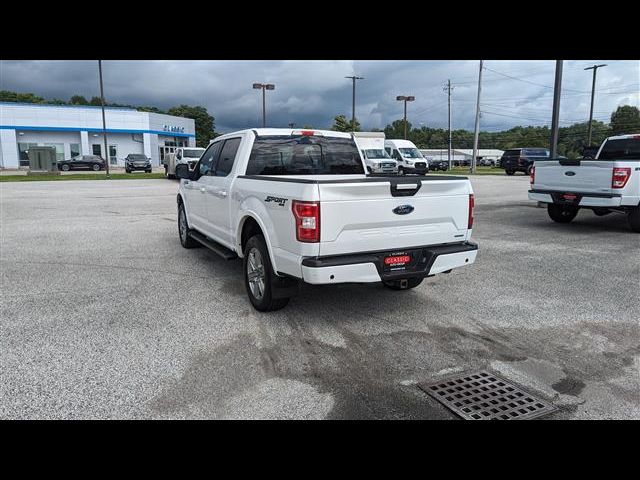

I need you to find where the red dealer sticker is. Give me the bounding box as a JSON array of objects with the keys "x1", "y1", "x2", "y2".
[{"x1": 384, "y1": 255, "x2": 411, "y2": 266}]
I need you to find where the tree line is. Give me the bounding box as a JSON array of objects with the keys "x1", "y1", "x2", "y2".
[
  {"x1": 330, "y1": 106, "x2": 640, "y2": 158},
  {"x1": 3, "y1": 90, "x2": 638, "y2": 157}
]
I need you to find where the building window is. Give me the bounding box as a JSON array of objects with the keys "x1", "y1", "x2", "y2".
[
  {"x1": 17, "y1": 142, "x2": 38, "y2": 167},
  {"x1": 70, "y1": 143, "x2": 80, "y2": 158},
  {"x1": 92, "y1": 144, "x2": 102, "y2": 156},
  {"x1": 44, "y1": 143, "x2": 64, "y2": 162}
]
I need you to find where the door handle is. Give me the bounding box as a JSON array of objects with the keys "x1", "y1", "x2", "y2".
[
  {"x1": 218, "y1": 190, "x2": 228, "y2": 198},
  {"x1": 200, "y1": 187, "x2": 206, "y2": 193}
]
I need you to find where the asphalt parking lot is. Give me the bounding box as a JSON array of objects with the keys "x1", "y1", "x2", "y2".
[{"x1": 1, "y1": 175, "x2": 638, "y2": 419}]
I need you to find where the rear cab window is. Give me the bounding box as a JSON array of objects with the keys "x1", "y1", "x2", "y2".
[
  {"x1": 597, "y1": 138, "x2": 640, "y2": 160},
  {"x1": 246, "y1": 134, "x2": 364, "y2": 175}
]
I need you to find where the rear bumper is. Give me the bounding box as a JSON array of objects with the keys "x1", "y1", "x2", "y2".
[
  {"x1": 529, "y1": 189, "x2": 622, "y2": 207},
  {"x1": 300, "y1": 241, "x2": 478, "y2": 285}
]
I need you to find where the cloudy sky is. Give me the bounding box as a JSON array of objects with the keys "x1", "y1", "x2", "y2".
[{"x1": 1, "y1": 60, "x2": 638, "y2": 133}]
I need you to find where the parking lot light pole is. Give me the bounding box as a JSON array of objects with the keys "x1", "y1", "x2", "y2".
[
  {"x1": 550, "y1": 60, "x2": 563, "y2": 158},
  {"x1": 471, "y1": 60, "x2": 483, "y2": 174},
  {"x1": 345, "y1": 75, "x2": 364, "y2": 131},
  {"x1": 396, "y1": 95, "x2": 415, "y2": 139},
  {"x1": 253, "y1": 83, "x2": 275, "y2": 128},
  {"x1": 584, "y1": 64, "x2": 607, "y2": 145},
  {"x1": 98, "y1": 60, "x2": 109, "y2": 177}
]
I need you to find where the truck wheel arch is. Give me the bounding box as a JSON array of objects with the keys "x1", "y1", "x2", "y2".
[{"x1": 237, "y1": 213, "x2": 278, "y2": 271}]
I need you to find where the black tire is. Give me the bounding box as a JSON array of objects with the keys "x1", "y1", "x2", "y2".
[
  {"x1": 92, "y1": 164, "x2": 101, "y2": 172},
  {"x1": 146, "y1": 169, "x2": 152, "y2": 173},
  {"x1": 505, "y1": 170, "x2": 515, "y2": 176},
  {"x1": 178, "y1": 202, "x2": 199, "y2": 248},
  {"x1": 383, "y1": 277, "x2": 424, "y2": 290},
  {"x1": 526, "y1": 165, "x2": 534, "y2": 175},
  {"x1": 61, "y1": 164, "x2": 70, "y2": 172},
  {"x1": 243, "y1": 234, "x2": 289, "y2": 312},
  {"x1": 125, "y1": 169, "x2": 131, "y2": 174},
  {"x1": 547, "y1": 203, "x2": 578, "y2": 223},
  {"x1": 627, "y1": 206, "x2": 640, "y2": 233}
]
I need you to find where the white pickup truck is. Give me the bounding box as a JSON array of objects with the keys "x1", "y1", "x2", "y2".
[
  {"x1": 163, "y1": 147, "x2": 205, "y2": 179},
  {"x1": 175, "y1": 128, "x2": 478, "y2": 311},
  {"x1": 529, "y1": 134, "x2": 640, "y2": 232}
]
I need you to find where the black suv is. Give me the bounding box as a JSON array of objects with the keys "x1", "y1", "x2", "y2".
[
  {"x1": 500, "y1": 148, "x2": 549, "y2": 175},
  {"x1": 125, "y1": 154, "x2": 152, "y2": 173}
]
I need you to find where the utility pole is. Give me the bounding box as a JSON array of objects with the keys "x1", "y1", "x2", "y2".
[
  {"x1": 252, "y1": 83, "x2": 275, "y2": 127},
  {"x1": 584, "y1": 64, "x2": 607, "y2": 145},
  {"x1": 444, "y1": 79, "x2": 454, "y2": 170},
  {"x1": 471, "y1": 60, "x2": 483, "y2": 174},
  {"x1": 396, "y1": 95, "x2": 415, "y2": 139},
  {"x1": 550, "y1": 60, "x2": 563, "y2": 158},
  {"x1": 288, "y1": 122, "x2": 295, "y2": 129},
  {"x1": 98, "y1": 60, "x2": 109, "y2": 177},
  {"x1": 345, "y1": 75, "x2": 364, "y2": 131}
]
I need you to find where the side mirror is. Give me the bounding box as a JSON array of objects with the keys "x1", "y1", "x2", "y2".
[
  {"x1": 175, "y1": 163, "x2": 193, "y2": 180},
  {"x1": 176, "y1": 153, "x2": 182, "y2": 160}
]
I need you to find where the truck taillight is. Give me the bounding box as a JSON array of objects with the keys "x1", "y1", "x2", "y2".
[
  {"x1": 530, "y1": 165, "x2": 535, "y2": 185},
  {"x1": 468, "y1": 194, "x2": 474, "y2": 229},
  {"x1": 612, "y1": 167, "x2": 631, "y2": 189},
  {"x1": 292, "y1": 200, "x2": 320, "y2": 242}
]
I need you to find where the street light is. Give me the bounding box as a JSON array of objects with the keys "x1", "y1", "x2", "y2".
[
  {"x1": 345, "y1": 75, "x2": 364, "y2": 131},
  {"x1": 584, "y1": 64, "x2": 607, "y2": 146},
  {"x1": 253, "y1": 83, "x2": 275, "y2": 128},
  {"x1": 396, "y1": 95, "x2": 415, "y2": 139}
]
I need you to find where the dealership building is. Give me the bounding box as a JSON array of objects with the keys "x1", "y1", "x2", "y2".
[{"x1": 0, "y1": 102, "x2": 196, "y2": 168}]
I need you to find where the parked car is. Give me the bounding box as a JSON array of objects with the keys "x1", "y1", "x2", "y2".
[
  {"x1": 124, "y1": 154, "x2": 152, "y2": 173},
  {"x1": 501, "y1": 148, "x2": 550, "y2": 175},
  {"x1": 581, "y1": 146, "x2": 599, "y2": 159},
  {"x1": 428, "y1": 159, "x2": 449, "y2": 171},
  {"x1": 529, "y1": 134, "x2": 640, "y2": 232},
  {"x1": 58, "y1": 155, "x2": 105, "y2": 172},
  {"x1": 175, "y1": 128, "x2": 477, "y2": 311},
  {"x1": 384, "y1": 139, "x2": 429, "y2": 174}
]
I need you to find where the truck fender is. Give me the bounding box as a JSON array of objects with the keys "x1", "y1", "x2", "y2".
[{"x1": 235, "y1": 204, "x2": 279, "y2": 273}]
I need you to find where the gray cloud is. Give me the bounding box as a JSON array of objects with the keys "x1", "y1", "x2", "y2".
[{"x1": 1, "y1": 60, "x2": 637, "y2": 133}]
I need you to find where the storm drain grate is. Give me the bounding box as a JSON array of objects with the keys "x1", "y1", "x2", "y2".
[{"x1": 419, "y1": 370, "x2": 557, "y2": 420}]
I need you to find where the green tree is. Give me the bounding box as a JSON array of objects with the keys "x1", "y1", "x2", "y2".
[
  {"x1": 0, "y1": 90, "x2": 45, "y2": 103},
  {"x1": 69, "y1": 95, "x2": 88, "y2": 105},
  {"x1": 89, "y1": 96, "x2": 103, "y2": 106},
  {"x1": 610, "y1": 105, "x2": 640, "y2": 135},
  {"x1": 331, "y1": 114, "x2": 360, "y2": 132},
  {"x1": 384, "y1": 119, "x2": 411, "y2": 139},
  {"x1": 167, "y1": 105, "x2": 216, "y2": 148}
]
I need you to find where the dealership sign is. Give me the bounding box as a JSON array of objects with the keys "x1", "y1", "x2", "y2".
[{"x1": 163, "y1": 125, "x2": 185, "y2": 133}]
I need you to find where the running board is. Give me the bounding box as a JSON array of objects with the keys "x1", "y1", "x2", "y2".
[{"x1": 188, "y1": 231, "x2": 238, "y2": 260}]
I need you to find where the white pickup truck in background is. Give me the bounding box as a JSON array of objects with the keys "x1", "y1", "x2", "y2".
[
  {"x1": 529, "y1": 134, "x2": 640, "y2": 232},
  {"x1": 163, "y1": 146, "x2": 205, "y2": 179},
  {"x1": 175, "y1": 128, "x2": 478, "y2": 311}
]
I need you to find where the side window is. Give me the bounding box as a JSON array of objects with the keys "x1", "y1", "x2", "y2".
[
  {"x1": 214, "y1": 138, "x2": 241, "y2": 177},
  {"x1": 385, "y1": 147, "x2": 392, "y2": 155},
  {"x1": 393, "y1": 149, "x2": 402, "y2": 161},
  {"x1": 197, "y1": 142, "x2": 222, "y2": 178}
]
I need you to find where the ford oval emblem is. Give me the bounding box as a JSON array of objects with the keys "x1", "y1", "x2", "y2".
[
  {"x1": 565, "y1": 171, "x2": 576, "y2": 176},
  {"x1": 393, "y1": 205, "x2": 414, "y2": 215}
]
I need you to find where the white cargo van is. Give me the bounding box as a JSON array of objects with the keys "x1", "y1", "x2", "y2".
[
  {"x1": 385, "y1": 139, "x2": 429, "y2": 174},
  {"x1": 353, "y1": 132, "x2": 398, "y2": 174}
]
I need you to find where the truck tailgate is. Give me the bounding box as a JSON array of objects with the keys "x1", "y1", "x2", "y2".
[
  {"x1": 318, "y1": 177, "x2": 471, "y2": 256},
  {"x1": 534, "y1": 160, "x2": 614, "y2": 195}
]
